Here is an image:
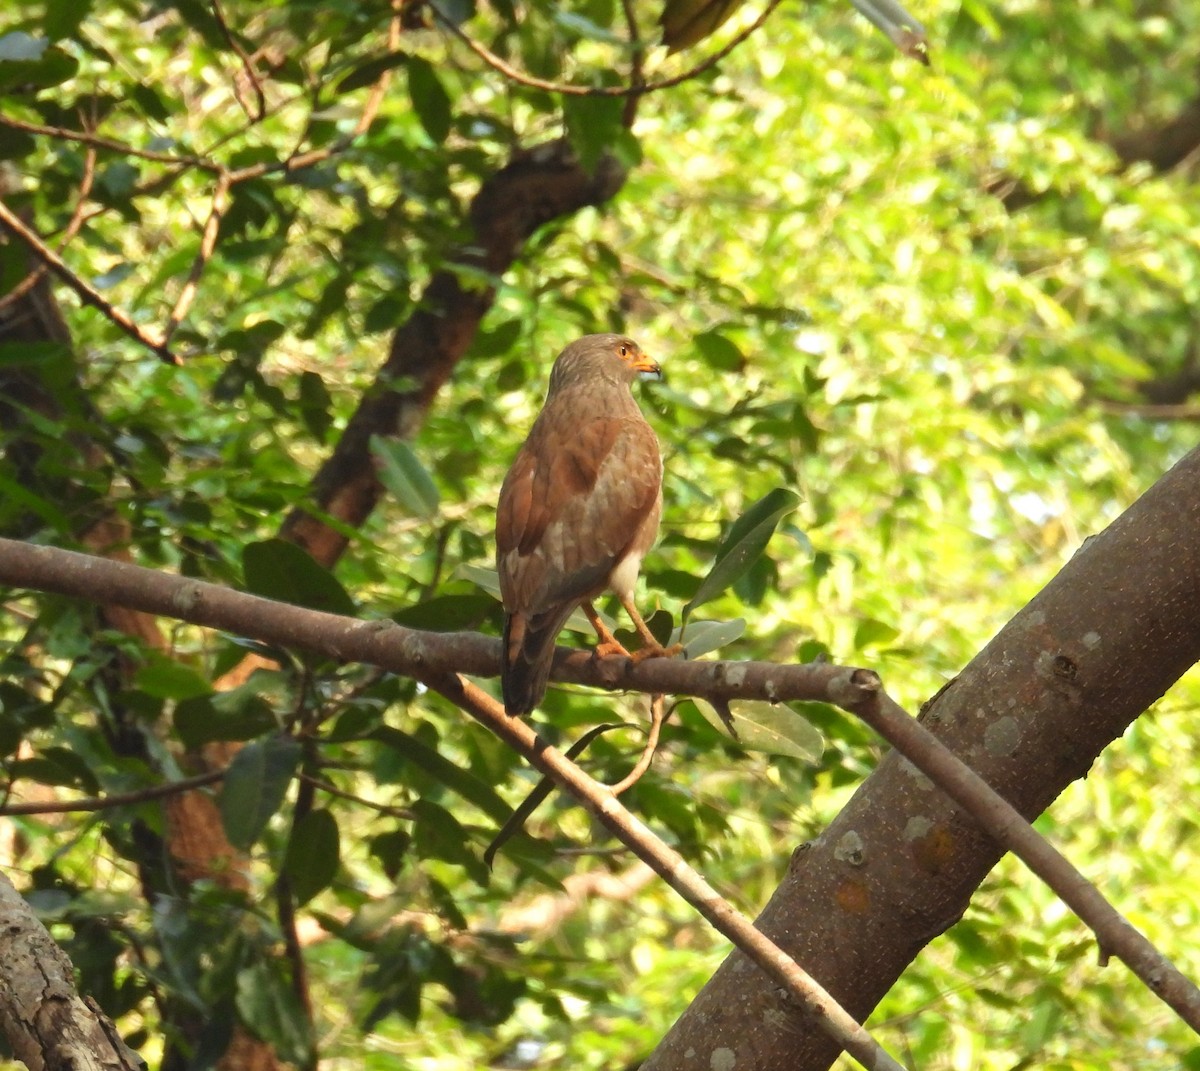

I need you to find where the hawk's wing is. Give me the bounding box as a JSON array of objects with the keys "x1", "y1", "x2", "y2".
[{"x1": 497, "y1": 413, "x2": 661, "y2": 616}]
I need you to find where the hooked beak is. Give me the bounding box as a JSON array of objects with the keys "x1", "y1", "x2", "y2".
[{"x1": 633, "y1": 356, "x2": 662, "y2": 380}]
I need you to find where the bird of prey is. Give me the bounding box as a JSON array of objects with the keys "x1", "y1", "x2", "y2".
[{"x1": 496, "y1": 333, "x2": 676, "y2": 715}]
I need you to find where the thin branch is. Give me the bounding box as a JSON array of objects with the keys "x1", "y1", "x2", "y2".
[
  {"x1": 0, "y1": 145, "x2": 97, "y2": 314},
  {"x1": 0, "y1": 197, "x2": 182, "y2": 365},
  {"x1": 0, "y1": 768, "x2": 225, "y2": 817},
  {"x1": 1097, "y1": 400, "x2": 1200, "y2": 422},
  {"x1": 829, "y1": 673, "x2": 1200, "y2": 1028},
  {"x1": 0, "y1": 113, "x2": 218, "y2": 170},
  {"x1": 620, "y1": 0, "x2": 644, "y2": 127},
  {"x1": 422, "y1": 670, "x2": 908, "y2": 1071},
  {"x1": 2, "y1": 535, "x2": 1197, "y2": 1034},
  {"x1": 610, "y1": 694, "x2": 668, "y2": 795},
  {"x1": 429, "y1": 0, "x2": 785, "y2": 98},
  {"x1": 298, "y1": 772, "x2": 415, "y2": 819},
  {"x1": 161, "y1": 171, "x2": 232, "y2": 344},
  {"x1": 211, "y1": 0, "x2": 267, "y2": 120}
]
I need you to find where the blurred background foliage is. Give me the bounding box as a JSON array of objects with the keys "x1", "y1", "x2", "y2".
[{"x1": 1, "y1": 0, "x2": 1199, "y2": 1067}]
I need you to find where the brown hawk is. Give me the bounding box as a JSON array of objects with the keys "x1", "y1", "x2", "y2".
[{"x1": 496, "y1": 333, "x2": 674, "y2": 715}]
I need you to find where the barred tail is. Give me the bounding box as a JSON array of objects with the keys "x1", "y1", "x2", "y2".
[{"x1": 501, "y1": 606, "x2": 574, "y2": 716}]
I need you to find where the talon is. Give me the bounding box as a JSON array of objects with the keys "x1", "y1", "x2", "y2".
[
  {"x1": 594, "y1": 639, "x2": 633, "y2": 660},
  {"x1": 629, "y1": 642, "x2": 684, "y2": 664}
]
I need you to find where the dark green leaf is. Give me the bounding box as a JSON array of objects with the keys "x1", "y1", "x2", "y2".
[
  {"x1": 371, "y1": 436, "x2": 440, "y2": 519},
  {"x1": 408, "y1": 57, "x2": 452, "y2": 144},
  {"x1": 411, "y1": 799, "x2": 488, "y2": 884},
  {"x1": 392, "y1": 593, "x2": 496, "y2": 631},
  {"x1": 284, "y1": 808, "x2": 340, "y2": 905},
  {"x1": 219, "y1": 735, "x2": 301, "y2": 849},
  {"x1": 134, "y1": 654, "x2": 213, "y2": 701},
  {"x1": 694, "y1": 330, "x2": 746, "y2": 372},
  {"x1": 337, "y1": 51, "x2": 407, "y2": 94},
  {"x1": 0, "y1": 41, "x2": 78, "y2": 93},
  {"x1": 683, "y1": 488, "x2": 800, "y2": 619},
  {"x1": 297, "y1": 370, "x2": 333, "y2": 442},
  {"x1": 235, "y1": 962, "x2": 313, "y2": 1064},
  {"x1": 174, "y1": 693, "x2": 278, "y2": 748},
  {"x1": 242, "y1": 538, "x2": 356, "y2": 616},
  {"x1": 372, "y1": 727, "x2": 510, "y2": 825}
]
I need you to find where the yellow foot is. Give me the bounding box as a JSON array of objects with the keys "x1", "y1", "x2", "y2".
[
  {"x1": 629, "y1": 642, "x2": 685, "y2": 664},
  {"x1": 593, "y1": 639, "x2": 634, "y2": 660}
]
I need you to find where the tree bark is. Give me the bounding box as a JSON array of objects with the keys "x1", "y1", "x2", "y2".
[
  {"x1": 0, "y1": 870, "x2": 143, "y2": 1071},
  {"x1": 644, "y1": 445, "x2": 1200, "y2": 1070}
]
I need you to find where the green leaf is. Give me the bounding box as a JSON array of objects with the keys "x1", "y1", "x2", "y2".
[
  {"x1": 297, "y1": 370, "x2": 333, "y2": 442},
  {"x1": 853, "y1": 618, "x2": 900, "y2": 650},
  {"x1": 174, "y1": 693, "x2": 278, "y2": 749},
  {"x1": 563, "y1": 94, "x2": 626, "y2": 175},
  {"x1": 411, "y1": 799, "x2": 489, "y2": 884},
  {"x1": 242, "y1": 538, "x2": 356, "y2": 616},
  {"x1": 371, "y1": 436, "x2": 440, "y2": 519},
  {"x1": 674, "y1": 618, "x2": 746, "y2": 658},
  {"x1": 392, "y1": 594, "x2": 496, "y2": 631},
  {"x1": 695, "y1": 700, "x2": 824, "y2": 761},
  {"x1": 683, "y1": 488, "x2": 800, "y2": 620},
  {"x1": 407, "y1": 56, "x2": 452, "y2": 144},
  {"x1": 134, "y1": 654, "x2": 213, "y2": 701},
  {"x1": 337, "y1": 51, "x2": 408, "y2": 93},
  {"x1": 0, "y1": 471, "x2": 73, "y2": 532},
  {"x1": 372, "y1": 727, "x2": 511, "y2": 825},
  {"x1": 0, "y1": 41, "x2": 78, "y2": 93},
  {"x1": 284, "y1": 808, "x2": 340, "y2": 905},
  {"x1": 235, "y1": 962, "x2": 313, "y2": 1064},
  {"x1": 693, "y1": 330, "x2": 746, "y2": 372},
  {"x1": 219, "y1": 735, "x2": 301, "y2": 850}
]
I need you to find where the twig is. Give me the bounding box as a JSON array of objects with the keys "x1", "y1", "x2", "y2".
[
  {"x1": 424, "y1": 670, "x2": 908, "y2": 1071},
  {"x1": 0, "y1": 768, "x2": 225, "y2": 816},
  {"x1": 211, "y1": 0, "x2": 267, "y2": 120},
  {"x1": 0, "y1": 146, "x2": 97, "y2": 314},
  {"x1": 1097, "y1": 400, "x2": 1200, "y2": 422},
  {"x1": 0, "y1": 113, "x2": 217, "y2": 170},
  {"x1": 0, "y1": 197, "x2": 182, "y2": 365},
  {"x1": 429, "y1": 0, "x2": 785, "y2": 98},
  {"x1": 610, "y1": 694, "x2": 668, "y2": 795},
  {"x1": 161, "y1": 171, "x2": 232, "y2": 344},
  {"x1": 620, "y1": 0, "x2": 644, "y2": 127},
  {"x1": 298, "y1": 771, "x2": 415, "y2": 819},
  {"x1": 1, "y1": 536, "x2": 1198, "y2": 1031}
]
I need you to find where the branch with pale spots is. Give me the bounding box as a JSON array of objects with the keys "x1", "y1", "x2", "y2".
[{"x1": 1, "y1": 535, "x2": 1195, "y2": 1033}]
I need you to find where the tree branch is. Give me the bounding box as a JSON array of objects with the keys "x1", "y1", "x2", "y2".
[
  {"x1": 646, "y1": 446, "x2": 1200, "y2": 1069},
  {"x1": 1, "y1": 508, "x2": 1197, "y2": 1037},
  {"x1": 421, "y1": 669, "x2": 910, "y2": 1071},
  {"x1": 0, "y1": 769, "x2": 225, "y2": 817},
  {"x1": 0, "y1": 870, "x2": 144, "y2": 1070},
  {"x1": 0, "y1": 197, "x2": 183, "y2": 365},
  {"x1": 430, "y1": 0, "x2": 786, "y2": 99}
]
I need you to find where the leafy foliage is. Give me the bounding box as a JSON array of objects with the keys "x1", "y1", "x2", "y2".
[{"x1": 2, "y1": 0, "x2": 1200, "y2": 1068}]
